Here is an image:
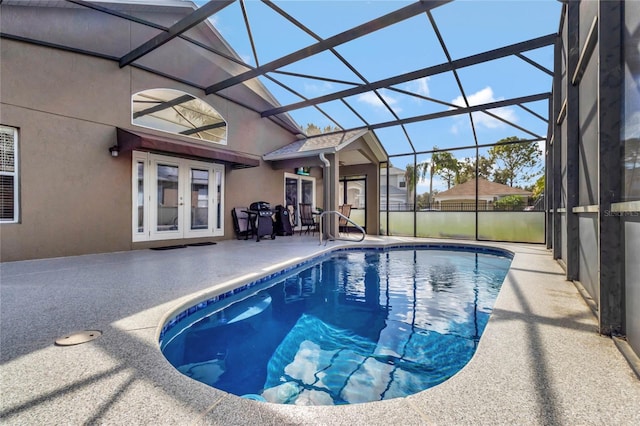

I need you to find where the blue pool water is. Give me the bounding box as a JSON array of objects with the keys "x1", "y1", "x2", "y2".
[{"x1": 160, "y1": 246, "x2": 512, "y2": 405}]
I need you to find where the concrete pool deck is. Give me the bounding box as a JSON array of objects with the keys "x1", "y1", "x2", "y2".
[{"x1": 1, "y1": 236, "x2": 639, "y2": 425}]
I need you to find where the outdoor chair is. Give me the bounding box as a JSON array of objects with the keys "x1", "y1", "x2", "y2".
[
  {"x1": 339, "y1": 204, "x2": 352, "y2": 234},
  {"x1": 298, "y1": 203, "x2": 318, "y2": 236},
  {"x1": 231, "y1": 207, "x2": 253, "y2": 240}
]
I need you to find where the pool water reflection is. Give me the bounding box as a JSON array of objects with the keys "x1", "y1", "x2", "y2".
[{"x1": 161, "y1": 246, "x2": 512, "y2": 405}]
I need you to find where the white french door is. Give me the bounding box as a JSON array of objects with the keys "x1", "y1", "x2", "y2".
[
  {"x1": 133, "y1": 152, "x2": 224, "y2": 241},
  {"x1": 284, "y1": 172, "x2": 315, "y2": 230}
]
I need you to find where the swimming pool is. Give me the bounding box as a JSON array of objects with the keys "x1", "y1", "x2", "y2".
[{"x1": 160, "y1": 244, "x2": 513, "y2": 405}]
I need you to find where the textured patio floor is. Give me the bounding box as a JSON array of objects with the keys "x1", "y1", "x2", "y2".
[{"x1": 1, "y1": 236, "x2": 639, "y2": 425}]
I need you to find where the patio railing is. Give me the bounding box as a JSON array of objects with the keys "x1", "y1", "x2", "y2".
[
  {"x1": 318, "y1": 210, "x2": 365, "y2": 245},
  {"x1": 380, "y1": 202, "x2": 544, "y2": 212}
]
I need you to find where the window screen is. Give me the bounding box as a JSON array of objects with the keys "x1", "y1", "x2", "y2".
[{"x1": 0, "y1": 126, "x2": 17, "y2": 222}]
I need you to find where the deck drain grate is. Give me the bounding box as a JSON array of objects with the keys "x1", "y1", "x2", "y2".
[{"x1": 55, "y1": 330, "x2": 102, "y2": 346}]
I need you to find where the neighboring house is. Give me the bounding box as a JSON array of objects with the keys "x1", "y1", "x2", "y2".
[
  {"x1": 0, "y1": 1, "x2": 384, "y2": 261},
  {"x1": 434, "y1": 178, "x2": 532, "y2": 211},
  {"x1": 380, "y1": 166, "x2": 409, "y2": 210}
]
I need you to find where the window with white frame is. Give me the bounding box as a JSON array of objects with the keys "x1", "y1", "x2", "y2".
[
  {"x1": 0, "y1": 126, "x2": 18, "y2": 223},
  {"x1": 132, "y1": 151, "x2": 225, "y2": 241}
]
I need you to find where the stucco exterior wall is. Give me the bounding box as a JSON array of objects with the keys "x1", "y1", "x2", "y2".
[
  {"x1": 0, "y1": 104, "x2": 133, "y2": 260},
  {"x1": 0, "y1": 39, "x2": 298, "y2": 261}
]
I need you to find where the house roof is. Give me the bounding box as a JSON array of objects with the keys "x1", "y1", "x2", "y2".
[
  {"x1": 380, "y1": 185, "x2": 408, "y2": 197},
  {"x1": 435, "y1": 178, "x2": 532, "y2": 199},
  {"x1": 262, "y1": 128, "x2": 386, "y2": 164}
]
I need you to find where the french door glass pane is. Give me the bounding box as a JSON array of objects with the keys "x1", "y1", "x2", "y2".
[
  {"x1": 137, "y1": 162, "x2": 144, "y2": 232},
  {"x1": 157, "y1": 164, "x2": 179, "y2": 231},
  {"x1": 301, "y1": 179, "x2": 313, "y2": 204},
  {"x1": 216, "y1": 170, "x2": 222, "y2": 229},
  {"x1": 285, "y1": 178, "x2": 298, "y2": 206},
  {"x1": 286, "y1": 177, "x2": 298, "y2": 226},
  {"x1": 191, "y1": 168, "x2": 209, "y2": 230}
]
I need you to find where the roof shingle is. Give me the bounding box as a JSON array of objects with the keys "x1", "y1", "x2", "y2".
[{"x1": 436, "y1": 178, "x2": 532, "y2": 198}]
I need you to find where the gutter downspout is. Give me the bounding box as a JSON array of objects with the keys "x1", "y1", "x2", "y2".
[
  {"x1": 319, "y1": 152, "x2": 330, "y2": 168},
  {"x1": 319, "y1": 152, "x2": 334, "y2": 241}
]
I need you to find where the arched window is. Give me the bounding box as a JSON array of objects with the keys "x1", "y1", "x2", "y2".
[{"x1": 132, "y1": 89, "x2": 227, "y2": 145}]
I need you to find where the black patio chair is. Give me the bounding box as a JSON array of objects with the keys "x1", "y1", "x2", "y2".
[
  {"x1": 231, "y1": 207, "x2": 253, "y2": 240},
  {"x1": 298, "y1": 203, "x2": 318, "y2": 236}
]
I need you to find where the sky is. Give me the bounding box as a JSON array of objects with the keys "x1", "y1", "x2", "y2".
[{"x1": 195, "y1": 0, "x2": 562, "y2": 192}]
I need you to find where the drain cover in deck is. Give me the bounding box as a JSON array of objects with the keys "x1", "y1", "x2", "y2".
[{"x1": 55, "y1": 330, "x2": 102, "y2": 346}]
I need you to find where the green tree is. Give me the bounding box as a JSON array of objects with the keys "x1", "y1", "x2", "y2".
[
  {"x1": 430, "y1": 149, "x2": 458, "y2": 190},
  {"x1": 303, "y1": 123, "x2": 340, "y2": 136},
  {"x1": 416, "y1": 192, "x2": 431, "y2": 210},
  {"x1": 304, "y1": 123, "x2": 321, "y2": 135},
  {"x1": 493, "y1": 195, "x2": 526, "y2": 211},
  {"x1": 404, "y1": 163, "x2": 417, "y2": 207},
  {"x1": 492, "y1": 169, "x2": 512, "y2": 186},
  {"x1": 456, "y1": 156, "x2": 494, "y2": 184},
  {"x1": 404, "y1": 162, "x2": 429, "y2": 208},
  {"x1": 435, "y1": 152, "x2": 458, "y2": 189},
  {"x1": 403, "y1": 148, "x2": 459, "y2": 208},
  {"x1": 532, "y1": 175, "x2": 545, "y2": 200},
  {"x1": 489, "y1": 137, "x2": 542, "y2": 187}
]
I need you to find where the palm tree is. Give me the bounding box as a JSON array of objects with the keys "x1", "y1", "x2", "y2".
[
  {"x1": 404, "y1": 162, "x2": 429, "y2": 209},
  {"x1": 404, "y1": 147, "x2": 459, "y2": 209},
  {"x1": 406, "y1": 156, "x2": 449, "y2": 207}
]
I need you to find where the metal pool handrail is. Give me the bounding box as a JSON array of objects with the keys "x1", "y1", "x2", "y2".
[{"x1": 318, "y1": 210, "x2": 365, "y2": 245}]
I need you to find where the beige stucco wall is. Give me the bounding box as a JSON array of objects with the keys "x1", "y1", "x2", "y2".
[
  {"x1": 0, "y1": 104, "x2": 133, "y2": 260},
  {"x1": 0, "y1": 39, "x2": 299, "y2": 261}
]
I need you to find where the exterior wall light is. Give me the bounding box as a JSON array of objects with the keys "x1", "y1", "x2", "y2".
[{"x1": 109, "y1": 145, "x2": 119, "y2": 157}]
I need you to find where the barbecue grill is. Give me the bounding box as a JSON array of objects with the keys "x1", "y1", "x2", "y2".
[{"x1": 249, "y1": 201, "x2": 276, "y2": 241}]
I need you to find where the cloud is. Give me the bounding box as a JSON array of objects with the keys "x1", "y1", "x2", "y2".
[
  {"x1": 405, "y1": 77, "x2": 430, "y2": 97},
  {"x1": 303, "y1": 81, "x2": 334, "y2": 95},
  {"x1": 451, "y1": 86, "x2": 491, "y2": 108},
  {"x1": 450, "y1": 86, "x2": 517, "y2": 131},
  {"x1": 357, "y1": 90, "x2": 401, "y2": 113}
]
